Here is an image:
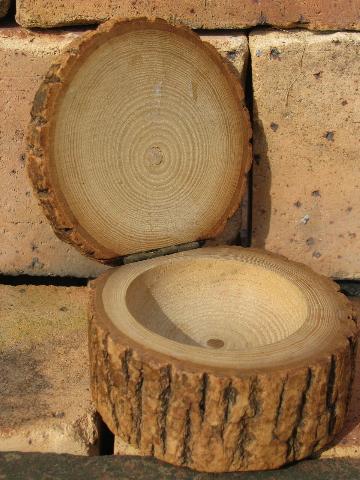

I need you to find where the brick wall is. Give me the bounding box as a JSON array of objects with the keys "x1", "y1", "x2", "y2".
[{"x1": 250, "y1": 30, "x2": 360, "y2": 279}]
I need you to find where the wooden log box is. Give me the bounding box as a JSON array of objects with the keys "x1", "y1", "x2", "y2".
[{"x1": 27, "y1": 18, "x2": 358, "y2": 472}]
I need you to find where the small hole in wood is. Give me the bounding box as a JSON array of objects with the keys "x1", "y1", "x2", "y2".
[{"x1": 207, "y1": 338, "x2": 224, "y2": 349}]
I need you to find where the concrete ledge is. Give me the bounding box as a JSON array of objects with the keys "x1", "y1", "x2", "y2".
[
  {"x1": 1, "y1": 452, "x2": 360, "y2": 479},
  {"x1": 0, "y1": 284, "x2": 99, "y2": 455}
]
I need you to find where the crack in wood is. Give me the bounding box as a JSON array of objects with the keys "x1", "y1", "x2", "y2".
[
  {"x1": 249, "y1": 376, "x2": 261, "y2": 417},
  {"x1": 346, "y1": 336, "x2": 358, "y2": 415},
  {"x1": 286, "y1": 368, "x2": 313, "y2": 461},
  {"x1": 199, "y1": 373, "x2": 208, "y2": 423},
  {"x1": 221, "y1": 380, "x2": 238, "y2": 442},
  {"x1": 159, "y1": 365, "x2": 172, "y2": 455},
  {"x1": 236, "y1": 376, "x2": 261, "y2": 466},
  {"x1": 326, "y1": 355, "x2": 337, "y2": 436},
  {"x1": 237, "y1": 416, "x2": 250, "y2": 465},
  {"x1": 121, "y1": 349, "x2": 132, "y2": 387},
  {"x1": 223, "y1": 381, "x2": 237, "y2": 425},
  {"x1": 273, "y1": 374, "x2": 288, "y2": 439},
  {"x1": 181, "y1": 407, "x2": 192, "y2": 466},
  {"x1": 134, "y1": 367, "x2": 144, "y2": 448}
]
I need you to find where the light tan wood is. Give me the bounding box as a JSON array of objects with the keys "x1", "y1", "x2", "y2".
[
  {"x1": 27, "y1": 18, "x2": 251, "y2": 263},
  {"x1": 89, "y1": 246, "x2": 358, "y2": 472},
  {"x1": 26, "y1": 17, "x2": 358, "y2": 473}
]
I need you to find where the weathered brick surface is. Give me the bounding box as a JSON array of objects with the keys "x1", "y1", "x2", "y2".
[
  {"x1": 0, "y1": 284, "x2": 99, "y2": 454},
  {"x1": 250, "y1": 30, "x2": 360, "y2": 279},
  {"x1": 15, "y1": 0, "x2": 360, "y2": 31},
  {"x1": 0, "y1": 27, "x2": 248, "y2": 276},
  {"x1": 0, "y1": 27, "x2": 107, "y2": 277},
  {"x1": 0, "y1": 0, "x2": 11, "y2": 17}
]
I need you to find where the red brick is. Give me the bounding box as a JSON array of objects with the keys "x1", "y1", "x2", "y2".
[
  {"x1": 250, "y1": 30, "x2": 360, "y2": 279},
  {"x1": 15, "y1": 0, "x2": 360, "y2": 31},
  {"x1": 0, "y1": 26, "x2": 107, "y2": 276}
]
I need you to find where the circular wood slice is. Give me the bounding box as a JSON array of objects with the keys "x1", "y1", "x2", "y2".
[
  {"x1": 89, "y1": 246, "x2": 358, "y2": 472},
  {"x1": 27, "y1": 18, "x2": 251, "y2": 263}
]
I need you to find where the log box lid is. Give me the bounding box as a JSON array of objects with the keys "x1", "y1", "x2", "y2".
[{"x1": 27, "y1": 18, "x2": 252, "y2": 265}]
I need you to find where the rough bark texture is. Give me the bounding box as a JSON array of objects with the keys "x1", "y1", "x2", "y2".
[
  {"x1": 16, "y1": 0, "x2": 360, "y2": 31},
  {"x1": 89, "y1": 285, "x2": 358, "y2": 472},
  {"x1": 27, "y1": 18, "x2": 251, "y2": 265}
]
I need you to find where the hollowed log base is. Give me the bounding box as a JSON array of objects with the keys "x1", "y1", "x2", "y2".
[{"x1": 89, "y1": 247, "x2": 358, "y2": 473}]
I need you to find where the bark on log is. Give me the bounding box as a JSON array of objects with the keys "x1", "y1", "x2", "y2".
[{"x1": 89, "y1": 246, "x2": 358, "y2": 472}]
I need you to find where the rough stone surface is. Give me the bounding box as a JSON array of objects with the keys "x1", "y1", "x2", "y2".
[
  {"x1": 0, "y1": 0, "x2": 11, "y2": 18},
  {"x1": 0, "y1": 26, "x2": 248, "y2": 276},
  {"x1": 15, "y1": 0, "x2": 360, "y2": 31},
  {"x1": 250, "y1": 30, "x2": 360, "y2": 279},
  {"x1": 1, "y1": 453, "x2": 360, "y2": 480},
  {"x1": 0, "y1": 284, "x2": 99, "y2": 455}
]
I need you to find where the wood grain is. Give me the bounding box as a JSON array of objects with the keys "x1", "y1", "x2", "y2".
[
  {"x1": 89, "y1": 246, "x2": 358, "y2": 472},
  {"x1": 27, "y1": 18, "x2": 251, "y2": 264}
]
